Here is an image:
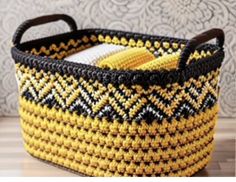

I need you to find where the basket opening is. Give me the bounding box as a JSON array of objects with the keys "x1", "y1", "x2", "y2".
[{"x1": 25, "y1": 32, "x2": 216, "y2": 71}]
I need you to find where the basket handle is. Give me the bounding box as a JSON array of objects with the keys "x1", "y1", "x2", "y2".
[
  {"x1": 12, "y1": 14, "x2": 77, "y2": 45},
  {"x1": 179, "y1": 28, "x2": 224, "y2": 70}
]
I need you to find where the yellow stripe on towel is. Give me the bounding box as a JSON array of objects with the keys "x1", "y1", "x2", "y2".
[
  {"x1": 97, "y1": 47, "x2": 155, "y2": 69},
  {"x1": 136, "y1": 52, "x2": 180, "y2": 71}
]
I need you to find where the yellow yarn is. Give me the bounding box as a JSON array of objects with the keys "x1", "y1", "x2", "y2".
[
  {"x1": 27, "y1": 34, "x2": 213, "y2": 71},
  {"x1": 20, "y1": 33, "x2": 218, "y2": 176},
  {"x1": 19, "y1": 97, "x2": 217, "y2": 176},
  {"x1": 16, "y1": 63, "x2": 220, "y2": 120},
  {"x1": 97, "y1": 47, "x2": 155, "y2": 69},
  {"x1": 137, "y1": 52, "x2": 180, "y2": 71},
  {"x1": 97, "y1": 48, "x2": 211, "y2": 71}
]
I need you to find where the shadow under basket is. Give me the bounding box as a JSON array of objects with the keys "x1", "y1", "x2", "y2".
[{"x1": 11, "y1": 14, "x2": 225, "y2": 176}]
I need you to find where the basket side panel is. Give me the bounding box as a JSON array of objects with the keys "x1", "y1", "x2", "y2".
[{"x1": 14, "y1": 61, "x2": 221, "y2": 176}]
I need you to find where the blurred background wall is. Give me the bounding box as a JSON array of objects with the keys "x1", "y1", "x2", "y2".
[{"x1": 0, "y1": 0, "x2": 235, "y2": 117}]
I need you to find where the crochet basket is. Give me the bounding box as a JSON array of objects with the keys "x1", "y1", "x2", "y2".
[{"x1": 11, "y1": 14, "x2": 225, "y2": 177}]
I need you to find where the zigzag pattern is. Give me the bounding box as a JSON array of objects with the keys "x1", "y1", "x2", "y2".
[
  {"x1": 28, "y1": 39, "x2": 94, "y2": 60},
  {"x1": 16, "y1": 64, "x2": 220, "y2": 122}
]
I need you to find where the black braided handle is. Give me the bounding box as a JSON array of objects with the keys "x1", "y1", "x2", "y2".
[
  {"x1": 179, "y1": 28, "x2": 224, "y2": 70},
  {"x1": 12, "y1": 14, "x2": 77, "y2": 45}
]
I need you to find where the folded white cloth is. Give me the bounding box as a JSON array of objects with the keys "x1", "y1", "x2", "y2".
[{"x1": 65, "y1": 43, "x2": 126, "y2": 65}]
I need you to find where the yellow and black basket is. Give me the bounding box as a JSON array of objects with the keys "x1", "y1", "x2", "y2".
[{"x1": 11, "y1": 14, "x2": 225, "y2": 176}]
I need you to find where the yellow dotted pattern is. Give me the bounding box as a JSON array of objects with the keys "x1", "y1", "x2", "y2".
[
  {"x1": 27, "y1": 34, "x2": 214, "y2": 70},
  {"x1": 19, "y1": 97, "x2": 218, "y2": 176},
  {"x1": 17, "y1": 33, "x2": 220, "y2": 176}
]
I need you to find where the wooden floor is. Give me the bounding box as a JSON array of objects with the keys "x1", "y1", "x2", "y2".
[{"x1": 0, "y1": 117, "x2": 235, "y2": 177}]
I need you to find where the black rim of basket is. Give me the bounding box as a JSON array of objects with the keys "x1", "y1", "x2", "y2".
[{"x1": 11, "y1": 14, "x2": 225, "y2": 87}]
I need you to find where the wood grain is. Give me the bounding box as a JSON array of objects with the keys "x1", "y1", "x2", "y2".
[{"x1": 0, "y1": 117, "x2": 235, "y2": 177}]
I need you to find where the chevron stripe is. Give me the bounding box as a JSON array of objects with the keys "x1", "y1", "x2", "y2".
[
  {"x1": 29, "y1": 39, "x2": 82, "y2": 56},
  {"x1": 16, "y1": 64, "x2": 220, "y2": 122},
  {"x1": 135, "y1": 105, "x2": 164, "y2": 122}
]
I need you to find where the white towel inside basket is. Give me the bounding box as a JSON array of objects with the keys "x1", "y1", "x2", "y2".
[{"x1": 65, "y1": 43, "x2": 127, "y2": 65}]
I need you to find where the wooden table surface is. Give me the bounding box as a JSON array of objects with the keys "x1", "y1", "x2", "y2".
[{"x1": 0, "y1": 117, "x2": 235, "y2": 177}]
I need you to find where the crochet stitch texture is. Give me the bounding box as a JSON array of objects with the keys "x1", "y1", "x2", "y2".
[{"x1": 11, "y1": 14, "x2": 224, "y2": 176}]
